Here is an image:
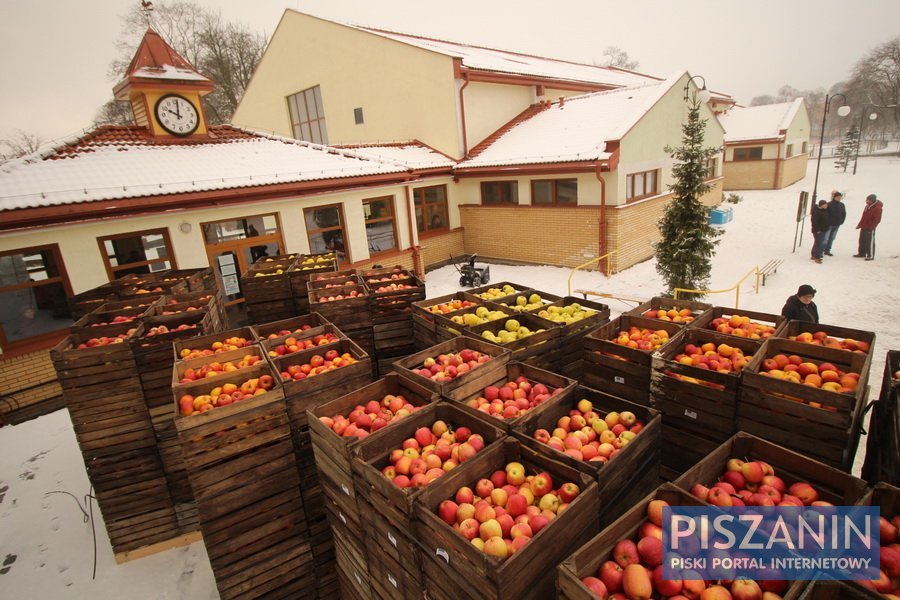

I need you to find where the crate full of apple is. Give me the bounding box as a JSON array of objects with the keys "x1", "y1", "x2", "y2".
[
  {"x1": 688, "y1": 306, "x2": 785, "y2": 340},
  {"x1": 393, "y1": 337, "x2": 510, "y2": 396},
  {"x1": 413, "y1": 438, "x2": 598, "y2": 600},
  {"x1": 262, "y1": 327, "x2": 342, "y2": 359},
  {"x1": 472, "y1": 282, "x2": 533, "y2": 303},
  {"x1": 465, "y1": 313, "x2": 560, "y2": 368},
  {"x1": 858, "y1": 483, "x2": 900, "y2": 597},
  {"x1": 173, "y1": 326, "x2": 257, "y2": 362},
  {"x1": 625, "y1": 296, "x2": 712, "y2": 326},
  {"x1": 494, "y1": 292, "x2": 560, "y2": 313}
]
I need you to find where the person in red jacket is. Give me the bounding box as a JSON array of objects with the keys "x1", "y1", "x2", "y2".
[{"x1": 854, "y1": 193, "x2": 884, "y2": 260}]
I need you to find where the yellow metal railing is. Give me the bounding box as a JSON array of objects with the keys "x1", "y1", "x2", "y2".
[
  {"x1": 673, "y1": 266, "x2": 763, "y2": 308},
  {"x1": 566, "y1": 251, "x2": 619, "y2": 296}
]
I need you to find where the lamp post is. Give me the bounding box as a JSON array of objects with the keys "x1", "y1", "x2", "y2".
[
  {"x1": 810, "y1": 93, "x2": 850, "y2": 207},
  {"x1": 683, "y1": 74, "x2": 712, "y2": 104},
  {"x1": 852, "y1": 110, "x2": 878, "y2": 175}
]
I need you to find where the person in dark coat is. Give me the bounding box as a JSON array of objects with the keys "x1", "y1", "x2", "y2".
[
  {"x1": 823, "y1": 191, "x2": 846, "y2": 256},
  {"x1": 810, "y1": 200, "x2": 830, "y2": 263},
  {"x1": 854, "y1": 193, "x2": 884, "y2": 260},
  {"x1": 781, "y1": 284, "x2": 819, "y2": 323}
]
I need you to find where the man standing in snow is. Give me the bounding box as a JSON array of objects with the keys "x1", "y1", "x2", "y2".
[
  {"x1": 781, "y1": 284, "x2": 819, "y2": 323},
  {"x1": 854, "y1": 193, "x2": 883, "y2": 260},
  {"x1": 823, "y1": 191, "x2": 846, "y2": 256},
  {"x1": 810, "y1": 200, "x2": 830, "y2": 264}
]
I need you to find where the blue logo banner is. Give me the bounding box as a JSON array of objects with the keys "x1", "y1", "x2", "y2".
[{"x1": 662, "y1": 506, "x2": 880, "y2": 581}]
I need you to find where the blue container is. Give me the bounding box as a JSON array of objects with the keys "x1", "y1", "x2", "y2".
[{"x1": 708, "y1": 207, "x2": 733, "y2": 225}]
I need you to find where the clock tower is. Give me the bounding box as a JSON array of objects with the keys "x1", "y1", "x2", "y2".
[{"x1": 113, "y1": 28, "x2": 214, "y2": 138}]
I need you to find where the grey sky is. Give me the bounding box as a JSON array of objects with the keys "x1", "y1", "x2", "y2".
[{"x1": 2, "y1": 0, "x2": 897, "y2": 144}]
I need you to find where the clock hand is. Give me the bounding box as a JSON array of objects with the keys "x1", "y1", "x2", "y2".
[{"x1": 175, "y1": 102, "x2": 182, "y2": 119}]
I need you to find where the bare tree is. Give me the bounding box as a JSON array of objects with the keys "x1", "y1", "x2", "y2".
[
  {"x1": 601, "y1": 46, "x2": 639, "y2": 70},
  {"x1": 844, "y1": 36, "x2": 900, "y2": 131},
  {"x1": 0, "y1": 129, "x2": 44, "y2": 161},
  {"x1": 103, "y1": 0, "x2": 266, "y2": 126},
  {"x1": 750, "y1": 94, "x2": 776, "y2": 106},
  {"x1": 94, "y1": 99, "x2": 136, "y2": 128}
]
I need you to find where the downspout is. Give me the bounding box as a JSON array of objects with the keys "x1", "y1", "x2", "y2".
[
  {"x1": 458, "y1": 76, "x2": 471, "y2": 157},
  {"x1": 773, "y1": 141, "x2": 783, "y2": 189},
  {"x1": 595, "y1": 163, "x2": 608, "y2": 274},
  {"x1": 405, "y1": 184, "x2": 424, "y2": 278}
]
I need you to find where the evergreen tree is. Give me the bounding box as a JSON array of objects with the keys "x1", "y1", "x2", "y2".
[
  {"x1": 655, "y1": 95, "x2": 722, "y2": 298},
  {"x1": 833, "y1": 126, "x2": 858, "y2": 172}
]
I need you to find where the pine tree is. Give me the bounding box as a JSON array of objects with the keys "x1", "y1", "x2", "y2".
[
  {"x1": 833, "y1": 126, "x2": 858, "y2": 172},
  {"x1": 655, "y1": 95, "x2": 722, "y2": 299}
]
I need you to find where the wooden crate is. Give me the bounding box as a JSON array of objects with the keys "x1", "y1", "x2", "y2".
[
  {"x1": 444, "y1": 361, "x2": 577, "y2": 432},
  {"x1": 120, "y1": 279, "x2": 189, "y2": 298},
  {"x1": 307, "y1": 373, "x2": 438, "y2": 520},
  {"x1": 581, "y1": 315, "x2": 682, "y2": 405},
  {"x1": 288, "y1": 255, "x2": 338, "y2": 307},
  {"x1": 740, "y1": 338, "x2": 871, "y2": 470},
  {"x1": 486, "y1": 290, "x2": 562, "y2": 314},
  {"x1": 89, "y1": 298, "x2": 160, "y2": 320},
  {"x1": 432, "y1": 303, "x2": 513, "y2": 343},
  {"x1": 623, "y1": 296, "x2": 712, "y2": 325},
  {"x1": 172, "y1": 326, "x2": 257, "y2": 362},
  {"x1": 777, "y1": 319, "x2": 876, "y2": 373},
  {"x1": 351, "y1": 401, "x2": 506, "y2": 531},
  {"x1": 673, "y1": 432, "x2": 869, "y2": 505},
  {"x1": 68, "y1": 282, "x2": 121, "y2": 318},
  {"x1": 250, "y1": 311, "x2": 332, "y2": 340},
  {"x1": 368, "y1": 276, "x2": 426, "y2": 324},
  {"x1": 411, "y1": 292, "x2": 483, "y2": 350},
  {"x1": 391, "y1": 337, "x2": 510, "y2": 398},
  {"x1": 358, "y1": 494, "x2": 425, "y2": 600},
  {"x1": 245, "y1": 299, "x2": 296, "y2": 326},
  {"x1": 542, "y1": 296, "x2": 611, "y2": 378},
  {"x1": 259, "y1": 323, "x2": 346, "y2": 362},
  {"x1": 557, "y1": 484, "x2": 704, "y2": 600},
  {"x1": 414, "y1": 438, "x2": 599, "y2": 600},
  {"x1": 332, "y1": 523, "x2": 374, "y2": 600},
  {"x1": 688, "y1": 305, "x2": 787, "y2": 340},
  {"x1": 463, "y1": 312, "x2": 561, "y2": 370},
  {"x1": 863, "y1": 352, "x2": 900, "y2": 486},
  {"x1": 240, "y1": 265, "x2": 292, "y2": 301},
  {"x1": 468, "y1": 281, "x2": 535, "y2": 305},
  {"x1": 308, "y1": 284, "x2": 372, "y2": 331},
  {"x1": 72, "y1": 308, "x2": 149, "y2": 338},
  {"x1": 784, "y1": 580, "x2": 881, "y2": 600},
  {"x1": 164, "y1": 267, "x2": 216, "y2": 291},
  {"x1": 511, "y1": 384, "x2": 661, "y2": 521}
]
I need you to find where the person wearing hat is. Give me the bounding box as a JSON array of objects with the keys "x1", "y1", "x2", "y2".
[
  {"x1": 810, "y1": 199, "x2": 830, "y2": 263},
  {"x1": 823, "y1": 191, "x2": 846, "y2": 256},
  {"x1": 781, "y1": 284, "x2": 819, "y2": 323},
  {"x1": 854, "y1": 193, "x2": 883, "y2": 260}
]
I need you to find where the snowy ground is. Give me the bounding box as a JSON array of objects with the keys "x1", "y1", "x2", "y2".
[{"x1": 0, "y1": 156, "x2": 897, "y2": 598}]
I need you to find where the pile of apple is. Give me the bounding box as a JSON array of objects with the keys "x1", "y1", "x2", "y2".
[
  {"x1": 533, "y1": 399, "x2": 644, "y2": 463},
  {"x1": 134, "y1": 287, "x2": 165, "y2": 294},
  {"x1": 321, "y1": 280, "x2": 356, "y2": 289},
  {"x1": 178, "y1": 336, "x2": 254, "y2": 360},
  {"x1": 425, "y1": 298, "x2": 479, "y2": 315},
  {"x1": 437, "y1": 461, "x2": 581, "y2": 559},
  {"x1": 178, "y1": 375, "x2": 276, "y2": 416},
  {"x1": 177, "y1": 355, "x2": 263, "y2": 383},
  {"x1": 297, "y1": 255, "x2": 335, "y2": 271},
  {"x1": 612, "y1": 327, "x2": 671, "y2": 352},
  {"x1": 476, "y1": 284, "x2": 519, "y2": 301},
  {"x1": 673, "y1": 342, "x2": 751, "y2": 373},
  {"x1": 499, "y1": 294, "x2": 549, "y2": 313},
  {"x1": 690, "y1": 458, "x2": 825, "y2": 509},
  {"x1": 643, "y1": 307, "x2": 698, "y2": 323},
  {"x1": 160, "y1": 305, "x2": 203, "y2": 315},
  {"x1": 279, "y1": 350, "x2": 359, "y2": 381},
  {"x1": 366, "y1": 271, "x2": 410, "y2": 285},
  {"x1": 464, "y1": 376, "x2": 561, "y2": 419},
  {"x1": 708, "y1": 314, "x2": 776, "y2": 339},
  {"x1": 381, "y1": 422, "x2": 487, "y2": 488},
  {"x1": 758, "y1": 353, "x2": 859, "y2": 394},
  {"x1": 580, "y1": 498, "x2": 788, "y2": 599},
  {"x1": 317, "y1": 289, "x2": 364, "y2": 302},
  {"x1": 90, "y1": 314, "x2": 137, "y2": 326},
  {"x1": 75, "y1": 331, "x2": 136, "y2": 349},
  {"x1": 480, "y1": 319, "x2": 546, "y2": 345},
  {"x1": 318, "y1": 393, "x2": 424, "y2": 439},
  {"x1": 145, "y1": 323, "x2": 197, "y2": 337},
  {"x1": 260, "y1": 255, "x2": 296, "y2": 263},
  {"x1": 536, "y1": 303, "x2": 598, "y2": 325},
  {"x1": 373, "y1": 282, "x2": 418, "y2": 293},
  {"x1": 451, "y1": 306, "x2": 510, "y2": 328},
  {"x1": 267, "y1": 332, "x2": 340, "y2": 358},
  {"x1": 264, "y1": 324, "x2": 314, "y2": 340},
  {"x1": 862, "y1": 511, "x2": 900, "y2": 596},
  {"x1": 411, "y1": 349, "x2": 493, "y2": 382},
  {"x1": 787, "y1": 331, "x2": 871, "y2": 353}
]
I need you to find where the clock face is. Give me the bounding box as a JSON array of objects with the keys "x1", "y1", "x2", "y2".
[{"x1": 155, "y1": 94, "x2": 200, "y2": 136}]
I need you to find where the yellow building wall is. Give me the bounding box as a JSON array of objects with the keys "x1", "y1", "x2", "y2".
[
  {"x1": 777, "y1": 154, "x2": 808, "y2": 188},
  {"x1": 455, "y1": 174, "x2": 603, "y2": 208},
  {"x1": 724, "y1": 142, "x2": 779, "y2": 161},
  {"x1": 723, "y1": 159, "x2": 777, "y2": 190},
  {"x1": 0, "y1": 350, "x2": 61, "y2": 415},
  {"x1": 463, "y1": 82, "x2": 535, "y2": 151},
  {"x1": 232, "y1": 10, "x2": 462, "y2": 157},
  {"x1": 421, "y1": 229, "x2": 465, "y2": 269}
]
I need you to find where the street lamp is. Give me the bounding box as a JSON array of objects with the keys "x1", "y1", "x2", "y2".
[
  {"x1": 683, "y1": 75, "x2": 712, "y2": 104},
  {"x1": 852, "y1": 110, "x2": 878, "y2": 175},
  {"x1": 811, "y1": 93, "x2": 850, "y2": 207}
]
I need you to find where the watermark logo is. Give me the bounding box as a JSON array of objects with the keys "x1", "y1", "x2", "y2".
[{"x1": 662, "y1": 506, "x2": 880, "y2": 581}]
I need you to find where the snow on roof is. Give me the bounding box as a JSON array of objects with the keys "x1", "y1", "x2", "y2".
[
  {"x1": 719, "y1": 98, "x2": 804, "y2": 143},
  {"x1": 335, "y1": 142, "x2": 456, "y2": 170},
  {"x1": 0, "y1": 126, "x2": 407, "y2": 212},
  {"x1": 457, "y1": 74, "x2": 680, "y2": 169},
  {"x1": 130, "y1": 65, "x2": 212, "y2": 82},
  {"x1": 351, "y1": 24, "x2": 657, "y2": 88}
]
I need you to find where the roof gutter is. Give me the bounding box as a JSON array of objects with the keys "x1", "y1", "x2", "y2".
[{"x1": 459, "y1": 73, "x2": 471, "y2": 158}]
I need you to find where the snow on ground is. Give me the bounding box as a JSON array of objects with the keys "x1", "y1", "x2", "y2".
[{"x1": 0, "y1": 156, "x2": 897, "y2": 598}]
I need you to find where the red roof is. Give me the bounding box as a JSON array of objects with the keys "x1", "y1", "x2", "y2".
[
  {"x1": 125, "y1": 27, "x2": 207, "y2": 79},
  {"x1": 47, "y1": 125, "x2": 259, "y2": 160}
]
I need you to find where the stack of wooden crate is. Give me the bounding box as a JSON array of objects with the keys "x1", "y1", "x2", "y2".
[
  {"x1": 241, "y1": 257, "x2": 296, "y2": 325},
  {"x1": 287, "y1": 252, "x2": 338, "y2": 316},
  {"x1": 410, "y1": 292, "x2": 482, "y2": 350},
  {"x1": 307, "y1": 280, "x2": 375, "y2": 358},
  {"x1": 361, "y1": 266, "x2": 426, "y2": 376}
]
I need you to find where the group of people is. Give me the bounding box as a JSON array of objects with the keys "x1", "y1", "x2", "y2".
[{"x1": 810, "y1": 191, "x2": 883, "y2": 263}]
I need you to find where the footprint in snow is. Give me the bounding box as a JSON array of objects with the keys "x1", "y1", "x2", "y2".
[
  {"x1": 18, "y1": 470, "x2": 34, "y2": 481},
  {"x1": 0, "y1": 554, "x2": 16, "y2": 575},
  {"x1": 51, "y1": 516, "x2": 60, "y2": 531},
  {"x1": 0, "y1": 483, "x2": 7, "y2": 504}
]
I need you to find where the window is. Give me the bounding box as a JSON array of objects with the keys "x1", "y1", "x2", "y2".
[
  {"x1": 363, "y1": 196, "x2": 397, "y2": 255},
  {"x1": 532, "y1": 179, "x2": 577, "y2": 205},
  {"x1": 786, "y1": 144, "x2": 794, "y2": 158},
  {"x1": 733, "y1": 147, "x2": 763, "y2": 161},
  {"x1": 704, "y1": 158, "x2": 718, "y2": 179},
  {"x1": 305, "y1": 205, "x2": 348, "y2": 263},
  {"x1": 413, "y1": 185, "x2": 449, "y2": 234},
  {"x1": 201, "y1": 213, "x2": 283, "y2": 302},
  {"x1": 0, "y1": 245, "x2": 73, "y2": 346},
  {"x1": 801, "y1": 141, "x2": 808, "y2": 154},
  {"x1": 625, "y1": 169, "x2": 659, "y2": 201},
  {"x1": 98, "y1": 228, "x2": 175, "y2": 281},
  {"x1": 481, "y1": 181, "x2": 519, "y2": 205},
  {"x1": 287, "y1": 86, "x2": 328, "y2": 144}
]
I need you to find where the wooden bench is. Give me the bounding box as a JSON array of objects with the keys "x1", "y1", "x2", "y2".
[{"x1": 756, "y1": 259, "x2": 784, "y2": 287}]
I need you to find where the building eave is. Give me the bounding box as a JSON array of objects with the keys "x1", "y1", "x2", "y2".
[{"x1": 453, "y1": 160, "x2": 607, "y2": 178}]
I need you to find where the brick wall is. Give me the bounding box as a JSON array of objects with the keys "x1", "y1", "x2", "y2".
[
  {"x1": 458, "y1": 206, "x2": 600, "y2": 268},
  {"x1": 421, "y1": 229, "x2": 466, "y2": 269},
  {"x1": 0, "y1": 349, "x2": 62, "y2": 413},
  {"x1": 723, "y1": 159, "x2": 777, "y2": 190},
  {"x1": 778, "y1": 154, "x2": 809, "y2": 188},
  {"x1": 352, "y1": 248, "x2": 416, "y2": 274}
]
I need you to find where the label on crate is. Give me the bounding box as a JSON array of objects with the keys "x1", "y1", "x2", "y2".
[
  {"x1": 662, "y1": 506, "x2": 880, "y2": 581},
  {"x1": 341, "y1": 483, "x2": 351, "y2": 496},
  {"x1": 388, "y1": 574, "x2": 398, "y2": 588},
  {"x1": 435, "y1": 548, "x2": 449, "y2": 564},
  {"x1": 339, "y1": 512, "x2": 347, "y2": 525},
  {"x1": 684, "y1": 409, "x2": 697, "y2": 420},
  {"x1": 387, "y1": 531, "x2": 397, "y2": 548},
  {"x1": 355, "y1": 572, "x2": 362, "y2": 585},
  {"x1": 614, "y1": 376, "x2": 625, "y2": 384}
]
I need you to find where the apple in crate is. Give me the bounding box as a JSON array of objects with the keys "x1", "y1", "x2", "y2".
[
  {"x1": 319, "y1": 394, "x2": 425, "y2": 439},
  {"x1": 532, "y1": 398, "x2": 645, "y2": 463},
  {"x1": 413, "y1": 349, "x2": 492, "y2": 382},
  {"x1": 382, "y1": 422, "x2": 485, "y2": 488}
]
